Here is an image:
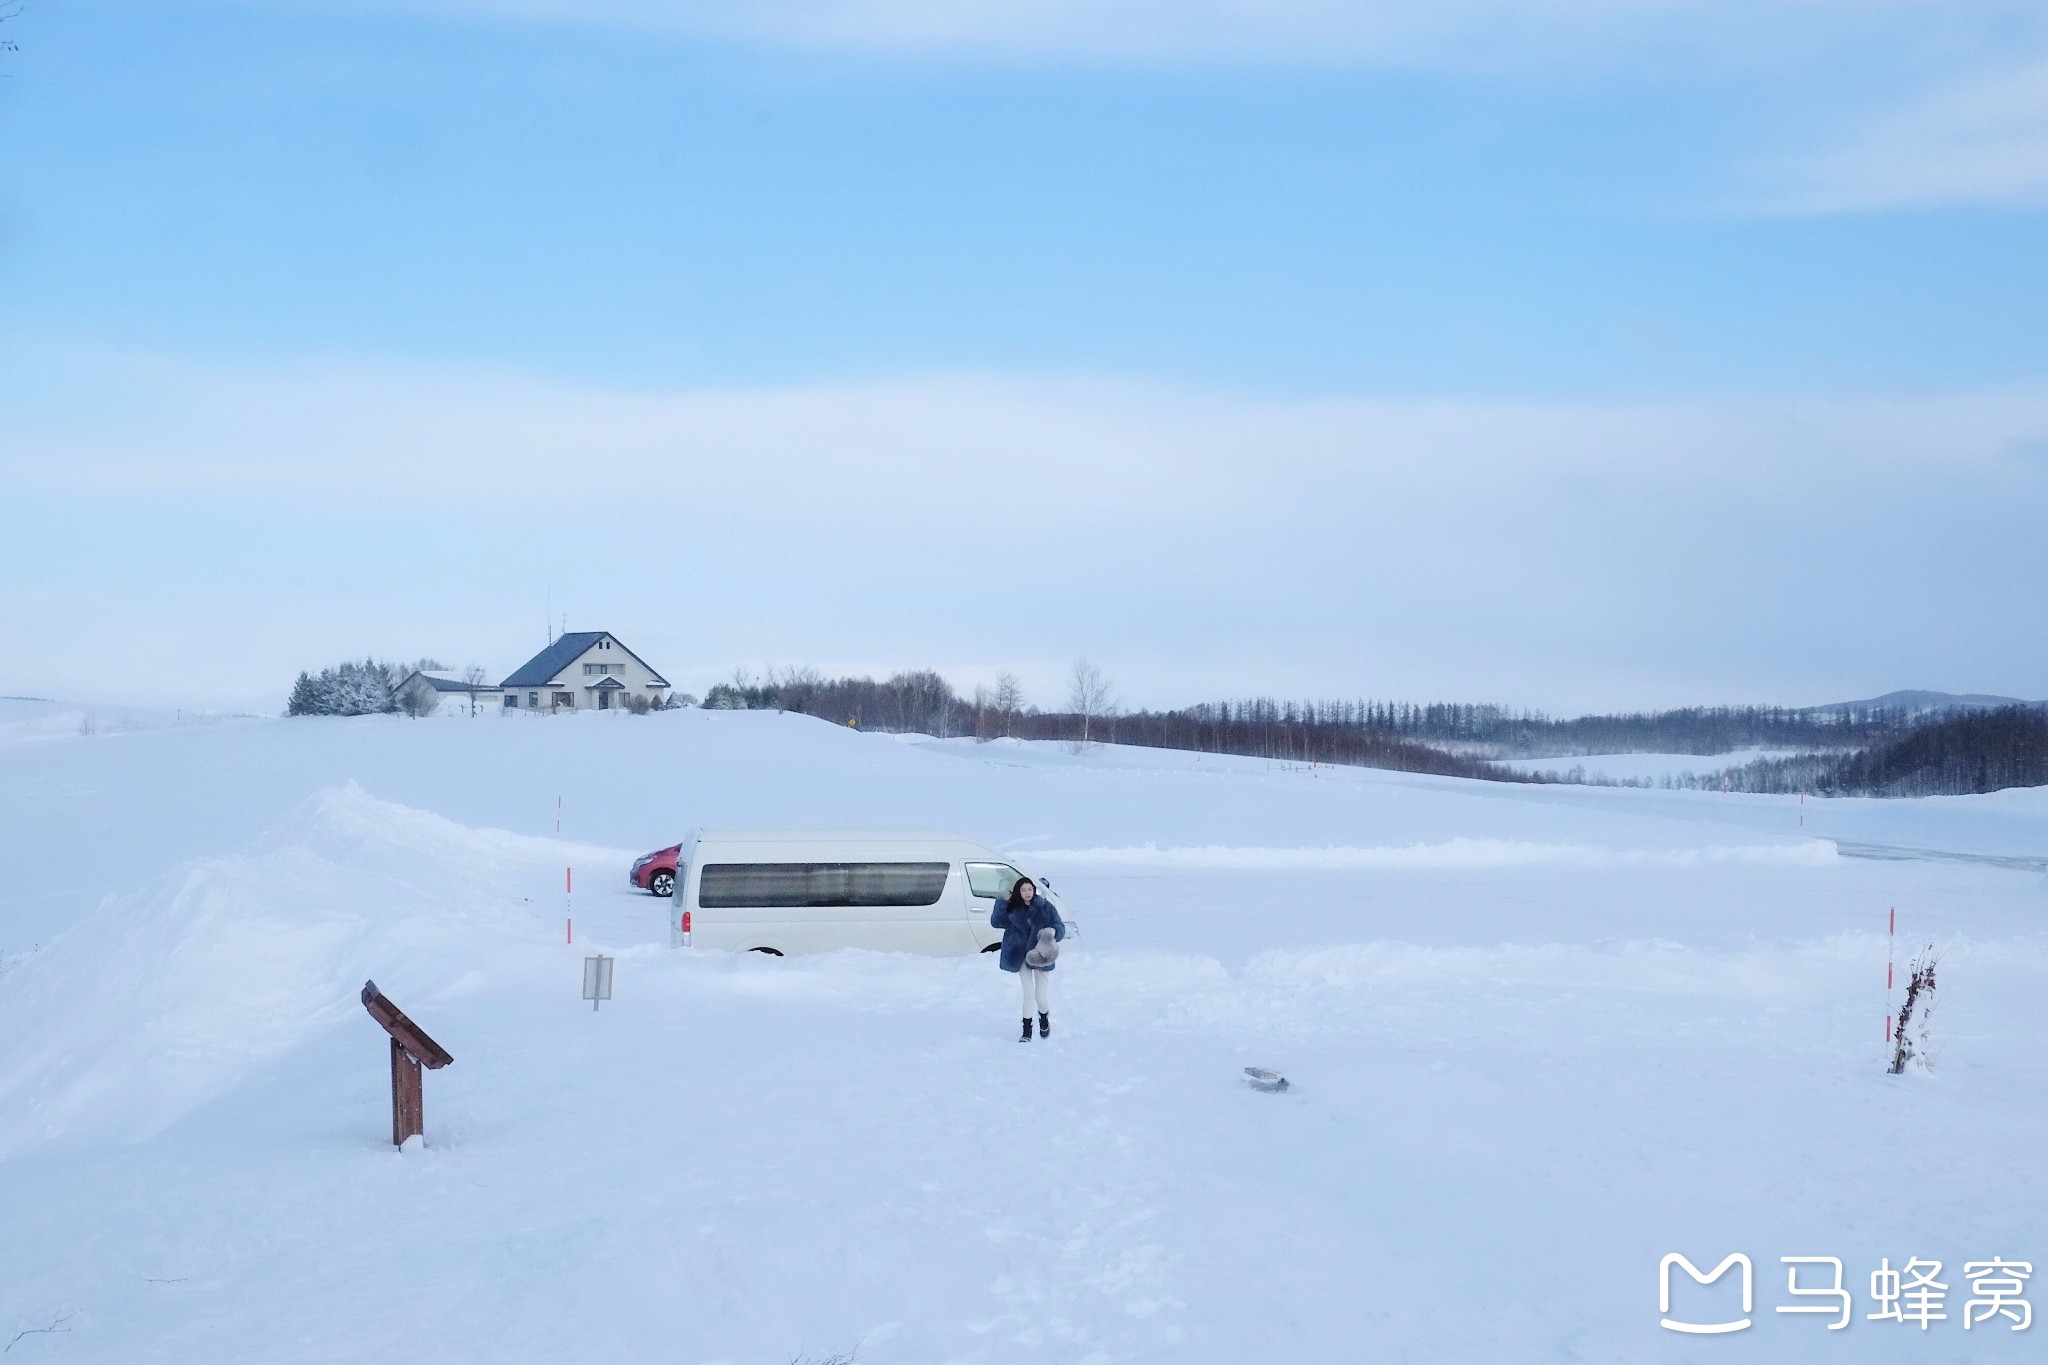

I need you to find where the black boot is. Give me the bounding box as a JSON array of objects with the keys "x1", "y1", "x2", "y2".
[
  {"x1": 1019, "y1": 1017, "x2": 1033, "y2": 1042},
  {"x1": 1038, "y1": 1012, "x2": 1051, "y2": 1039}
]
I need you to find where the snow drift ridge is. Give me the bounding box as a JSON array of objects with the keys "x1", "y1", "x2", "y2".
[{"x1": 1029, "y1": 837, "x2": 1838, "y2": 870}]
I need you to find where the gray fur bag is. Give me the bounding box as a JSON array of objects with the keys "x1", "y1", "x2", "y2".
[{"x1": 1024, "y1": 926, "x2": 1060, "y2": 969}]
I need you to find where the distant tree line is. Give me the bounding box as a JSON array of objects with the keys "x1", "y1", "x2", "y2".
[
  {"x1": 1710, "y1": 706, "x2": 2048, "y2": 797},
  {"x1": 1057, "y1": 705, "x2": 1517, "y2": 780},
  {"x1": 704, "y1": 668, "x2": 966, "y2": 735},
  {"x1": 289, "y1": 653, "x2": 2047, "y2": 798},
  {"x1": 1191, "y1": 698, "x2": 1916, "y2": 757},
  {"x1": 701, "y1": 668, "x2": 1523, "y2": 782}
]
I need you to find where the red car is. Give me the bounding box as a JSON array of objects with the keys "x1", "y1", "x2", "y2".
[{"x1": 630, "y1": 843, "x2": 680, "y2": 897}]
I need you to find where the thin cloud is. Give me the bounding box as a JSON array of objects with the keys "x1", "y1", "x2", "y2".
[
  {"x1": 10, "y1": 347, "x2": 2048, "y2": 510},
  {"x1": 234, "y1": 0, "x2": 2048, "y2": 216},
  {"x1": 1757, "y1": 57, "x2": 2048, "y2": 212},
  {"x1": 243, "y1": 0, "x2": 2002, "y2": 73},
  {"x1": 6, "y1": 346, "x2": 2047, "y2": 711}
]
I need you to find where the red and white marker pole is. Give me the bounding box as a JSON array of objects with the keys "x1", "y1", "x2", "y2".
[{"x1": 1884, "y1": 906, "x2": 1895, "y2": 1044}]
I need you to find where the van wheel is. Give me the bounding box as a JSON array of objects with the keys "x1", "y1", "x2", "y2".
[
  {"x1": 650, "y1": 870, "x2": 674, "y2": 897},
  {"x1": 980, "y1": 943, "x2": 1001, "y2": 953},
  {"x1": 748, "y1": 946, "x2": 783, "y2": 956}
]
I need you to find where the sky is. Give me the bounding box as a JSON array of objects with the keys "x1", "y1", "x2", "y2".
[{"x1": 2, "y1": 0, "x2": 2046, "y2": 714}]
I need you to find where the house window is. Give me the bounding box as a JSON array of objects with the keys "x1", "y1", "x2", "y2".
[
  {"x1": 584, "y1": 662, "x2": 610, "y2": 676},
  {"x1": 529, "y1": 692, "x2": 540, "y2": 707},
  {"x1": 503, "y1": 694, "x2": 518, "y2": 708},
  {"x1": 553, "y1": 692, "x2": 575, "y2": 709}
]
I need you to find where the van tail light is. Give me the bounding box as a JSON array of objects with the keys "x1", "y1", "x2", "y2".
[{"x1": 681, "y1": 910, "x2": 693, "y2": 946}]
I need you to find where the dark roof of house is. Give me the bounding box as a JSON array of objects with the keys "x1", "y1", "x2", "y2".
[
  {"x1": 500, "y1": 632, "x2": 670, "y2": 689},
  {"x1": 397, "y1": 671, "x2": 495, "y2": 694},
  {"x1": 502, "y1": 633, "x2": 608, "y2": 687}
]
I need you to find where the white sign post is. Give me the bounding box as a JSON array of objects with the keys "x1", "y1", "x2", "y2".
[{"x1": 582, "y1": 955, "x2": 614, "y2": 1012}]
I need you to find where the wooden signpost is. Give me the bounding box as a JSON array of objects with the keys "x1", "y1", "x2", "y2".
[{"x1": 360, "y1": 980, "x2": 454, "y2": 1148}]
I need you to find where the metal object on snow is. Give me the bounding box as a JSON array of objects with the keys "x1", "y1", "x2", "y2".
[{"x1": 583, "y1": 955, "x2": 614, "y2": 1011}]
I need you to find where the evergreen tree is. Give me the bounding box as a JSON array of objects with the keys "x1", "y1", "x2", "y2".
[
  {"x1": 284, "y1": 659, "x2": 402, "y2": 716},
  {"x1": 286, "y1": 671, "x2": 328, "y2": 716}
]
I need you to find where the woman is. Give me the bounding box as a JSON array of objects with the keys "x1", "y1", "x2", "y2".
[{"x1": 992, "y1": 876, "x2": 1065, "y2": 1040}]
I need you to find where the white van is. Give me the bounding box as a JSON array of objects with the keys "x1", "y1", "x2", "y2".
[{"x1": 665, "y1": 829, "x2": 1053, "y2": 956}]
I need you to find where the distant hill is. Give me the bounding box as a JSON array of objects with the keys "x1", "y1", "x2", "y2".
[{"x1": 1822, "y1": 689, "x2": 2038, "y2": 713}]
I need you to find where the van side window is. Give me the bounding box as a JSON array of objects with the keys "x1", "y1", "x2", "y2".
[
  {"x1": 965, "y1": 862, "x2": 1022, "y2": 900},
  {"x1": 700, "y1": 862, "x2": 952, "y2": 908}
]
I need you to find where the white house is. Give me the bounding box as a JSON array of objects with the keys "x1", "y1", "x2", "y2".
[
  {"x1": 393, "y1": 670, "x2": 504, "y2": 714},
  {"x1": 500, "y1": 631, "x2": 671, "y2": 712}
]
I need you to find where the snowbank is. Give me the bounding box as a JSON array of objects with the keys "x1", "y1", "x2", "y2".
[
  {"x1": 1032, "y1": 837, "x2": 1838, "y2": 870},
  {"x1": 0, "y1": 784, "x2": 607, "y2": 1158}
]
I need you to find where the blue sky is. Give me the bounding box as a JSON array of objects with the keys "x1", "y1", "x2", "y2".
[{"x1": 3, "y1": 0, "x2": 2046, "y2": 712}]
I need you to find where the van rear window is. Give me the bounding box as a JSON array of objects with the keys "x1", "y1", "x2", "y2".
[{"x1": 699, "y1": 861, "x2": 951, "y2": 908}]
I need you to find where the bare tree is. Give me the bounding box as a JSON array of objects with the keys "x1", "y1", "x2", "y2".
[
  {"x1": 885, "y1": 670, "x2": 955, "y2": 736},
  {"x1": 6, "y1": 1312, "x2": 76, "y2": 1353},
  {"x1": 1068, "y1": 659, "x2": 1113, "y2": 749},
  {"x1": 463, "y1": 665, "x2": 488, "y2": 717},
  {"x1": 994, "y1": 672, "x2": 1024, "y2": 738},
  {"x1": 769, "y1": 665, "x2": 824, "y2": 714},
  {"x1": 972, "y1": 684, "x2": 991, "y2": 740}
]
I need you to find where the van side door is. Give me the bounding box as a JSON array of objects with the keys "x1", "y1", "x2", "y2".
[{"x1": 964, "y1": 861, "x2": 1023, "y2": 951}]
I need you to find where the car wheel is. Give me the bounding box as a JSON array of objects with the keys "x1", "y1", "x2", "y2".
[
  {"x1": 748, "y1": 946, "x2": 784, "y2": 956},
  {"x1": 650, "y1": 870, "x2": 674, "y2": 897}
]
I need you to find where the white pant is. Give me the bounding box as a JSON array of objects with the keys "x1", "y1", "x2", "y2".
[{"x1": 1019, "y1": 968, "x2": 1050, "y2": 1017}]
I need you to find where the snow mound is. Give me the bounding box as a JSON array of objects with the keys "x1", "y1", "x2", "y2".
[{"x1": 0, "y1": 785, "x2": 589, "y2": 1159}]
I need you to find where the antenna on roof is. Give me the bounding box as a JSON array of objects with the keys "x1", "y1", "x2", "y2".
[{"x1": 545, "y1": 587, "x2": 552, "y2": 645}]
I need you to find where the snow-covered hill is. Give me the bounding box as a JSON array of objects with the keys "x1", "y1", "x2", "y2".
[{"x1": 2, "y1": 710, "x2": 2046, "y2": 1361}]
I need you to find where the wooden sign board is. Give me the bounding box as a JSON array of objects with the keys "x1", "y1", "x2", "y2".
[{"x1": 361, "y1": 980, "x2": 454, "y2": 1147}]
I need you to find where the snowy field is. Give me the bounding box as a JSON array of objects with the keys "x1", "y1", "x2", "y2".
[
  {"x1": 0, "y1": 697, "x2": 251, "y2": 751},
  {"x1": 3, "y1": 709, "x2": 2047, "y2": 1362}
]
